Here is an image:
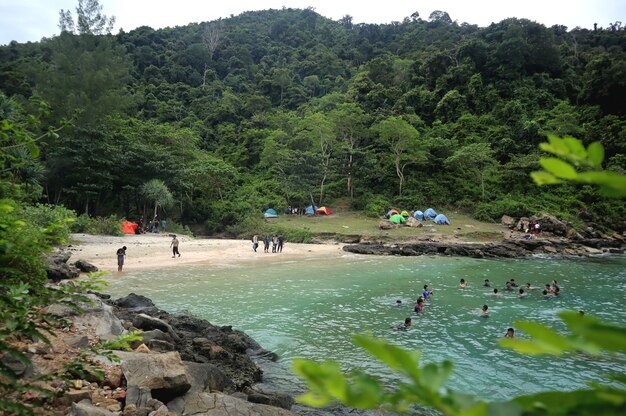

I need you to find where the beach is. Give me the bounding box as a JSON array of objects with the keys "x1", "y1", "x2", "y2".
[{"x1": 68, "y1": 233, "x2": 346, "y2": 273}]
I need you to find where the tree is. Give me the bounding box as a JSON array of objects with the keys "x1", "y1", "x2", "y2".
[
  {"x1": 373, "y1": 117, "x2": 422, "y2": 196},
  {"x1": 141, "y1": 179, "x2": 174, "y2": 218},
  {"x1": 59, "y1": 0, "x2": 115, "y2": 35},
  {"x1": 445, "y1": 143, "x2": 496, "y2": 200}
]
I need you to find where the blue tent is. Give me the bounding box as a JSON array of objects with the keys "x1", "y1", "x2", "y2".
[
  {"x1": 434, "y1": 214, "x2": 450, "y2": 225},
  {"x1": 424, "y1": 208, "x2": 437, "y2": 220},
  {"x1": 264, "y1": 208, "x2": 278, "y2": 218},
  {"x1": 305, "y1": 205, "x2": 318, "y2": 215},
  {"x1": 413, "y1": 210, "x2": 424, "y2": 221}
]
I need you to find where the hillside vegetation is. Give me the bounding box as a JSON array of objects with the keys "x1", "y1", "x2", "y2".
[{"x1": 1, "y1": 5, "x2": 624, "y2": 234}]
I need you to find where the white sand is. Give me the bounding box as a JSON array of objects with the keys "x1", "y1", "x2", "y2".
[{"x1": 68, "y1": 233, "x2": 346, "y2": 274}]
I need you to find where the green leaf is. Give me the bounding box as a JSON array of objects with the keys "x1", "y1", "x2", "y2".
[
  {"x1": 499, "y1": 321, "x2": 572, "y2": 355},
  {"x1": 587, "y1": 142, "x2": 605, "y2": 167},
  {"x1": 539, "y1": 158, "x2": 578, "y2": 179},
  {"x1": 353, "y1": 334, "x2": 422, "y2": 381},
  {"x1": 531, "y1": 171, "x2": 563, "y2": 185},
  {"x1": 563, "y1": 136, "x2": 587, "y2": 161},
  {"x1": 420, "y1": 360, "x2": 454, "y2": 392}
]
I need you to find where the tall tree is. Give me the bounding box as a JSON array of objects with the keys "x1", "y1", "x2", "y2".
[{"x1": 59, "y1": 0, "x2": 115, "y2": 35}]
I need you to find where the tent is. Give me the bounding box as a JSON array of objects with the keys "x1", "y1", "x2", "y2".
[
  {"x1": 386, "y1": 209, "x2": 400, "y2": 219},
  {"x1": 389, "y1": 214, "x2": 406, "y2": 224},
  {"x1": 305, "y1": 205, "x2": 318, "y2": 215},
  {"x1": 400, "y1": 210, "x2": 410, "y2": 218},
  {"x1": 424, "y1": 208, "x2": 437, "y2": 220},
  {"x1": 316, "y1": 206, "x2": 333, "y2": 215},
  {"x1": 434, "y1": 214, "x2": 450, "y2": 225},
  {"x1": 120, "y1": 221, "x2": 138, "y2": 234},
  {"x1": 413, "y1": 210, "x2": 425, "y2": 221},
  {"x1": 264, "y1": 208, "x2": 278, "y2": 218}
]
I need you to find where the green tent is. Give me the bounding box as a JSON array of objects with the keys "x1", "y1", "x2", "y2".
[{"x1": 389, "y1": 214, "x2": 406, "y2": 224}]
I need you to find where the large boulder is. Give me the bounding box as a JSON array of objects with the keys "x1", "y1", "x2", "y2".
[
  {"x1": 531, "y1": 214, "x2": 569, "y2": 236},
  {"x1": 132, "y1": 314, "x2": 180, "y2": 342},
  {"x1": 406, "y1": 217, "x2": 423, "y2": 228},
  {"x1": 117, "y1": 351, "x2": 191, "y2": 404},
  {"x1": 501, "y1": 215, "x2": 515, "y2": 227},
  {"x1": 74, "y1": 259, "x2": 98, "y2": 273},
  {"x1": 70, "y1": 400, "x2": 117, "y2": 416},
  {"x1": 71, "y1": 294, "x2": 124, "y2": 340},
  {"x1": 177, "y1": 392, "x2": 293, "y2": 416},
  {"x1": 47, "y1": 261, "x2": 80, "y2": 282},
  {"x1": 115, "y1": 293, "x2": 155, "y2": 309}
]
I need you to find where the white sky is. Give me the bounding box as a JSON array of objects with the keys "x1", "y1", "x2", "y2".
[{"x1": 1, "y1": 0, "x2": 624, "y2": 45}]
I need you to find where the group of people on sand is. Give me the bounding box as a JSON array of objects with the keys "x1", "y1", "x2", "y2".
[
  {"x1": 394, "y1": 277, "x2": 564, "y2": 335},
  {"x1": 251, "y1": 234, "x2": 284, "y2": 253}
]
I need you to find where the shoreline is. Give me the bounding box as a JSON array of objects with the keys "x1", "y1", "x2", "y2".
[{"x1": 68, "y1": 233, "x2": 347, "y2": 274}]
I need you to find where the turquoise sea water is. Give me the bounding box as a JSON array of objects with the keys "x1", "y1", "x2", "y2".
[{"x1": 105, "y1": 254, "x2": 626, "y2": 401}]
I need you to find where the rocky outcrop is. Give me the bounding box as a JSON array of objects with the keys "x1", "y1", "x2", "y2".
[
  {"x1": 74, "y1": 259, "x2": 99, "y2": 273},
  {"x1": 343, "y1": 237, "x2": 625, "y2": 258},
  {"x1": 406, "y1": 217, "x2": 423, "y2": 228},
  {"x1": 47, "y1": 250, "x2": 80, "y2": 282},
  {"x1": 175, "y1": 392, "x2": 293, "y2": 416}
]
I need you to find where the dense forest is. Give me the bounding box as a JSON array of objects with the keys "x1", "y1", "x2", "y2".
[{"x1": 1, "y1": 4, "x2": 625, "y2": 234}]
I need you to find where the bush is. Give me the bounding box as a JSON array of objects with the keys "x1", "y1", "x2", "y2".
[
  {"x1": 362, "y1": 195, "x2": 390, "y2": 218},
  {"x1": 473, "y1": 197, "x2": 532, "y2": 222},
  {"x1": 71, "y1": 214, "x2": 123, "y2": 236},
  {"x1": 19, "y1": 203, "x2": 76, "y2": 245},
  {"x1": 224, "y1": 215, "x2": 313, "y2": 243},
  {"x1": 164, "y1": 220, "x2": 193, "y2": 236}
]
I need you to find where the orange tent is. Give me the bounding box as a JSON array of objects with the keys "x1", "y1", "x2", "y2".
[
  {"x1": 120, "y1": 221, "x2": 138, "y2": 234},
  {"x1": 316, "y1": 206, "x2": 333, "y2": 215}
]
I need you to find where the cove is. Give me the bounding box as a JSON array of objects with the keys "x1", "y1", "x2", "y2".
[{"x1": 104, "y1": 253, "x2": 626, "y2": 401}]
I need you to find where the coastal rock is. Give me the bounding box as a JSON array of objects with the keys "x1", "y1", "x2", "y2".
[
  {"x1": 501, "y1": 215, "x2": 515, "y2": 226},
  {"x1": 531, "y1": 214, "x2": 569, "y2": 236},
  {"x1": 132, "y1": 314, "x2": 181, "y2": 342},
  {"x1": 117, "y1": 351, "x2": 191, "y2": 403},
  {"x1": 70, "y1": 400, "x2": 117, "y2": 416},
  {"x1": 184, "y1": 361, "x2": 236, "y2": 394},
  {"x1": 74, "y1": 259, "x2": 99, "y2": 273},
  {"x1": 115, "y1": 293, "x2": 156, "y2": 310},
  {"x1": 179, "y1": 392, "x2": 293, "y2": 416},
  {"x1": 406, "y1": 217, "x2": 423, "y2": 228},
  {"x1": 72, "y1": 294, "x2": 124, "y2": 340},
  {"x1": 47, "y1": 261, "x2": 80, "y2": 282},
  {"x1": 245, "y1": 386, "x2": 294, "y2": 410}
]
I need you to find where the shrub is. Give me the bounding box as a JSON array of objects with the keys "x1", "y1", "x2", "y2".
[
  {"x1": 164, "y1": 220, "x2": 193, "y2": 236},
  {"x1": 362, "y1": 195, "x2": 390, "y2": 218},
  {"x1": 18, "y1": 203, "x2": 76, "y2": 245},
  {"x1": 71, "y1": 214, "x2": 122, "y2": 236},
  {"x1": 474, "y1": 198, "x2": 532, "y2": 222}
]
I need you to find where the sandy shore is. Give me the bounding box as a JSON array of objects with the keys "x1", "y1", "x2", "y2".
[{"x1": 68, "y1": 233, "x2": 346, "y2": 273}]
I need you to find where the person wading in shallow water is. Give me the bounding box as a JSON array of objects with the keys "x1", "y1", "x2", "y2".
[{"x1": 116, "y1": 246, "x2": 127, "y2": 272}]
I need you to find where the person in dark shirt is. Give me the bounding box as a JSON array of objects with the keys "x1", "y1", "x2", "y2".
[{"x1": 116, "y1": 246, "x2": 127, "y2": 272}]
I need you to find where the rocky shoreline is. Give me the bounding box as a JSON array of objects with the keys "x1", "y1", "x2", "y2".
[{"x1": 342, "y1": 236, "x2": 625, "y2": 258}]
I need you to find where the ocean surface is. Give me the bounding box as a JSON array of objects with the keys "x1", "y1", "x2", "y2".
[{"x1": 105, "y1": 253, "x2": 626, "y2": 401}]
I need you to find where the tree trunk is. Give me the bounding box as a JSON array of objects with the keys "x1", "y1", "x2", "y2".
[
  {"x1": 153, "y1": 201, "x2": 158, "y2": 218},
  {"x1": 395, "y1": 157, "x2": 404, "y2": 195},
  {"x1": 347, "y1": 151, "x2": 354, "y2": 200},
  {"x1": 480, "y1": 170, "x2": 485, "y2": 199}
]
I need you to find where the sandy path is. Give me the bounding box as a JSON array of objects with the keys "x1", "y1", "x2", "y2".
[{"x1": 68, "y1": 233, "x2": 346, "y2": 273}]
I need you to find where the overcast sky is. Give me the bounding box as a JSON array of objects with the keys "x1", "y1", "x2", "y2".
[{"x1": 1, "y1": 0, "x2": 624, "y2": 45}]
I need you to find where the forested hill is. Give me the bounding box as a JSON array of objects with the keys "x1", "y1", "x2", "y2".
[{"x1": 1, "y1": 8, "x2": 624, "y2": 233}]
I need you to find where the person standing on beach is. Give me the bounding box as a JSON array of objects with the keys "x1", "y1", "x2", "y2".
[
  {"x1": 171, "y1": 235, "x2": 181, "y2": 258},
  {"x1": 277, "y1": 235, "x2": 284, "y2": 253},
  {"x1": 252, "y1": 234, "x2": 259, "y2": 252},
  {"x1": 263, "y1": 235, "x2": 270, "y2": 253},
  {"x1": 116, "y1": 246, "x2": 127, "y2": 272},
  {"x1": 272, "y1": 235, "x2": 278, "y2": 253}
]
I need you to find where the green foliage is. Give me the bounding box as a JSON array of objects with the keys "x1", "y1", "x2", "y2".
[
  {"x1": 532, "y1": 135, "x2": 626, "y2": 197},
  {"x1": 295, "y1": 312, "x2": 626, "y2": 415},
  {"x1": 98, "y1": 330, "x2": 143, "y2": 351},
  {"x1": 362, "y1": 195, "x2": 391, "y2": 218},
  {"x1": 141, "y1": 179, "x2": 174, "y2": 218},
  {"x1": 71, "y1": 214, "x2": 123, "y2": 236},
  {"x1": 18, "y1": 203, "x2": 76, "y2": 244},
  {"x1": 473, "y1": 197, "x2": 532, "y2": 222}
]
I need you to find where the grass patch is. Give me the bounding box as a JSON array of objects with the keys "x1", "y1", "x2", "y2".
[{"x1": 264, "y1": 210, "x2": 506, "y2": 242}]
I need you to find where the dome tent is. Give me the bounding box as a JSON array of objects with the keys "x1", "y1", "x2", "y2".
[
  {"x1": 400, "y1": 210, "x2": 410, "y2": 217},
  {"x1": 305, "y1": 205, "x2": 318, "y2": 215},
  {"x1": 386, "y1": 209, "x2": 400, "y2": 219},
  {"x1": 316, "y1": 206, "x2": 333, "y2": 215},
  {"x1": 264, "y1": 208, "x2": 278, "y2": 218},
  {"x1": 413, "y1": 210, "x2": 424, "y2": 221},
  {"x1": 389, "y1": 214, "x2": 406, "y2": 224},
  {"x1": 424, "y1": 208, "x2": 437, "y2": 220},
  {"x1": 434, "y1": 214, "x2": 450, "y2": 225}
]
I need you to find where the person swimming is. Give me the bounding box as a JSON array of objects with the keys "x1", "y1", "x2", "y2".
[
  {"x1": 481, "y1": 304, "x2": 489, "y2": 317},
  {"x1": 483, "y1": 279, "x2": 491, "y2": 287},
  {"x1": 525, "y1": 282, "x2": 535, "y2": 291},
  {"x1": 505, "y1": 281, "x2": 514, "y2": 291},
  {"x1": 504, "y1": 327, "x2": 515, "y2": 338},
  {"x1": 459, "y1": 278, "x2": 467, "y2": 289},
  {"x1": 423, "y1": 284, "x2": 432, "y2": 300},
  {"x1": 542, "y1": 289, "x2": 552, "y2": 299},
  {"x1": 414, "y1": 298, "x2": 424, "y2": 314},
  {"x1": 518, "y1": 288, "x2": 526, "y2": 298},
  {"x1": 395, "y1": 317, "x2": 412, "y2": 330},
  {"x1": 492, "y1": 288, "x2": 500, "y2": 296},
  {"x1": 509, "y1": 279, "x2": 518, "y2": 287},
  {"x1": 396, "y1": 299, "x2": 402, "y2": 307}
]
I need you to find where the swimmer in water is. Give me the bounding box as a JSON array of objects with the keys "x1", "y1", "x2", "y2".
[
  {"x1": 423, "y1": 284, "x2": 432, "y2": 300},
  {"x1": 396, "y1": 299, "x2": 402, "y2": 307},
  {"x1": 518, "y1": 288, "x2": 527, "y2": 298},
  {"x1": 459, "y1": 278, "x2": 467, "y2": 289},
  {"x1": 481, "y1": 304, "x2": 489, "y2": 317},
  {"x1": 504, "y1": 327, "x2": 515, "y2": 338},
  {"x1": 414, "y1": 298, "x2": 424, "y2": 314},
  {"x1": 492, "y1": 288, "x2": 500, "y2": 296},
  {"x1": 395, "y1": 317, "x2": 412, "y2": 330},
  {"x1": 483, "y1": 279, "x2": 491, "y2": 287}
]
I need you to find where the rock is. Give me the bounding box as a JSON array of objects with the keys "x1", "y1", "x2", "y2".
[
  {"x1": 115, "y1": 293, "x2": 156, "y2": 309},
  {"x1": 126, "y1": 386, "x2": 152, "y2": 409},
  {"x1": 184, "y1": 361, "x2": 235, "y2": 394},
  {"x1": 103, "y1": 367, "x2": 123, "y2": 389},
  {"x1": 246, "y1": 387, "x2": 294, "y2": 410},
  {"x1": 147, "y1": 339, "x2": 176, "y2": 352},
  {"x1": 49, "y1": 250, "x2": 72, "y2": 264},
  {"x1": 117, "y1": 351, "x2": 191, "y2": 404},
  {"x1": 45, "y1": 303, "x2": 78, "y2": 317},
  {"x1": 378, "y1": 220, "x2": 401, "y2": 230},
  {"x1": 530, "y1": 214, "x2": 569, "y2": 236},
  {"x1": 501, "y1": 215, "x2": 515, "y2": 226},
  {"x1": 66, "y1": 335, "x2": 89, "y2": 349},
  {"x1": 405, "y1": 217, "x2": 423, "y2": 228},
  {"x1": 122, "y1": 404, "x2": 150, "y2": 416},
  {"x1": 135, "y1": 344, "x2": 151, "y2": 353},
  {"x1": 60, "y1": 389, "x2": 92, "y2": 405},
  {"x1": 1, "y1": 353, "x2": 30, "y2": 376},
  {"x1": 70, "y1": 400, "x2": 117, "y2": 416},
  {"x1": 47, "y1": 261, "x2": 80, "y2": 282},
  {"x1": 106, "y1": 403, "x2": 122, "y2": 412},
  {"x1": 74, "y1": 259, "x2": 99, "y2": 273},
  {"x1": 139, "y1": 329, "x2": 175, "y2": 345},
  {"x1": 71, "y1": 295, "x2": 125, "y2": 340},
  {"x1": 180, "y1": 392, "x2": 293, "y2": 416},
  {"x1": 132, "y1": 314, "x2": 180, "y2": 342}
]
